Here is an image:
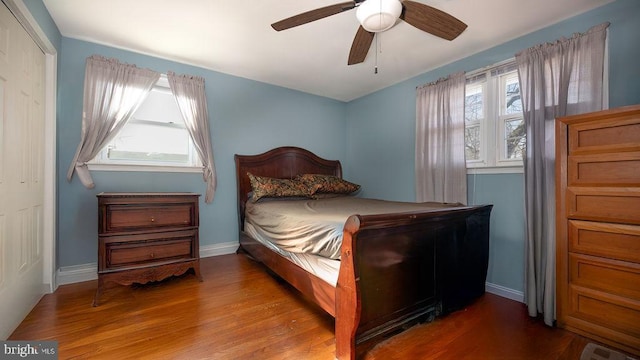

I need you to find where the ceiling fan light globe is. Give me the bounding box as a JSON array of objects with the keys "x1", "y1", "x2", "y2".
[{"x1": 356, "y1": 0, "x2": 402, "y2": 33}]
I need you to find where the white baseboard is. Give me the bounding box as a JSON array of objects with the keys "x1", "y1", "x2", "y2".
[
  {"x1": 56, "y1": 263, "x2": 97, "y2": 285},
  {"x1": 56, "y1": 244, "x2": 524, "y2": 305},
  {"x1": 56, "y1": 241, "x2": 240, "y2": 285},
  {"x1": 199, "y1": 241, "x2": 239, "y2": 258},
  {"x1": 485, "y1": 282, "x2": 524, "y2": 303}
]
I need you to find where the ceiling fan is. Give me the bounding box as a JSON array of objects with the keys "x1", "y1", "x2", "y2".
[{"x1": 271, "y1": 0, "x2": 467, "y2": 65}]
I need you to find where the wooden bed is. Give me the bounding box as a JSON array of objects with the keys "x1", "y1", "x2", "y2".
[{"x1": 235, "y1": 146, "x2": 493, "y2": 359}]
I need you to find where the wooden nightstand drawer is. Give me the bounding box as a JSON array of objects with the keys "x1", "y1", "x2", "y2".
[
  {"x1": 98, "y1": 193, "x2": 199, "y2": 234},
  {"x1": 102, "y1": 230, "x2": 197, "y2": 270},
  {"x1": 109, "y1": 240, "x2": 191, "y2": 266},
  {"x1": 105, "y1": 204, "x2": 195, "y2": 232}
]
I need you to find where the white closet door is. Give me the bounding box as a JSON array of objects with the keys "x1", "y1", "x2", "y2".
[{"x1": 0, "y1": 2, "x2": 46, "y2": 339}]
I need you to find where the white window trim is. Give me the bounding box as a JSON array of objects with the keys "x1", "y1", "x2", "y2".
[
  {"x1": 87, "y1": 163, "x2": 203, "y2": 173},
  {"x1": 467, "y1": 166, "x2": 523, "y2": 175}
]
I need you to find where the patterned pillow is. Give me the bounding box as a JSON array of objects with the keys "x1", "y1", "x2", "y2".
[
  {"x1": 247, "y1": 173, "x2": 318, "y2": 202},
  {"x1": 296, "y1": 174, "x2": 360, "y2": 195}
]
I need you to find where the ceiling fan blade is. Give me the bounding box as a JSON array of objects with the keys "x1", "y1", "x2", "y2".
[
  {"x1": 272, "y1": 1, "x2": 357, "y2": 31},
  {"x1": 348, "y1": 26, "x2": 375, "y2": 65},
  {"x1": 400, "y1": 0, "x2": 467, "y2": 41}
]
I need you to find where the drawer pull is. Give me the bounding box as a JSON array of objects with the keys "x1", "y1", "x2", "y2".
[
  {"x1": 150, "y1": 253, "x2": 155, "y2": 258},
  {"x1": 151, "y1": 217, "x2": 155, "y2": 222}
]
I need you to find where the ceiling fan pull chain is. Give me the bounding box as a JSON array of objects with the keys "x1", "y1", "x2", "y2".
[{"x1": 374, "y1": 32, "x2": 379, "y2": 74}]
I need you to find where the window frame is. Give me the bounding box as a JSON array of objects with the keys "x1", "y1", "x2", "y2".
[
  {"x1": 463, "y1": 81, "x2": 487, "y2": 167},
  {"x1": 87, "y1": 74, "x2": 203, "y2": 174},
  {"x1": 465, "y1": 59, "x2": 524, "y2": 174}
]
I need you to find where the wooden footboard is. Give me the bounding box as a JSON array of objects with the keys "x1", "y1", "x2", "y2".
[{"x1": 335, "y1": 205, "x2": 492, "y2": 359}]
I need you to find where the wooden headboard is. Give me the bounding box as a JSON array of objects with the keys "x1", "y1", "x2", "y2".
[{"x1": 234, "y1": 146, "x2": 342, "y2": 230}]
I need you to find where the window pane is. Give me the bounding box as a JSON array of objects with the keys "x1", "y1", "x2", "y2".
[
  {"x1": 134, "y1": 87, "x2": 183, "y2": 125},
  {"x1": 108, "y1": 121, "x2": 190, "y2": 163},
  {"x1": 504, "y1": 118, "x2": 525, "y2": 159},
  {"x1": 465, "y1": 125, "x2": 480, "y2": 160},
  {"x1": 465, "y1": 84, "x2": 483, "y2": 123},
  {"x1": 504, "y1": 73, "x2": 522, "y2": 115}
]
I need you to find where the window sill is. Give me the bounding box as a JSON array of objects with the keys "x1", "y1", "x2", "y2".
[
  {"x1": 87, "y1": 163, "x2": 203, "y2": 174},
  {"x1": 466, "y1": 166, "x2": 523, "y2": 175}
]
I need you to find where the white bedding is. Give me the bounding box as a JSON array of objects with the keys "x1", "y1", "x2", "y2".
[
  {"x1": 245, "y1": 221, "x2": 341, "y2": 286},
  {"x1": 244, "y1": 196, "x2": 461, "y2": 284}
]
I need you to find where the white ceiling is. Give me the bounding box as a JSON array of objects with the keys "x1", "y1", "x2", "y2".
[{"x1": 43, "y1": 0, "x2": 612, "y2": 101}]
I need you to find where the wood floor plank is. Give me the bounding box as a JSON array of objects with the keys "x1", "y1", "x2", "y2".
[{"x1": 8, "y1": 254, "x2": 624, "y2": 359}]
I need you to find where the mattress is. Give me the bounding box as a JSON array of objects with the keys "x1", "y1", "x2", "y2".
[
  {"x1": 244, "y1": 196, "x2": 461, "y2": 285},
  {"x1": 245, "y1": 221, "x2": 342, "y2": 286}
]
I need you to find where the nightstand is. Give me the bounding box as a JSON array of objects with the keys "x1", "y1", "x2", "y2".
[{"x1": 94, "y1": 192, "x2": 202, "y2": 306}]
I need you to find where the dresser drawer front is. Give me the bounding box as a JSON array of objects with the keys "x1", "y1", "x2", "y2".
[
  {"x1": 569, "y1": 286, "x2": 640, "y2": 340},
  {"x1": 569, "y1": 118, "x2": 640, "y2": 154},
  {"x1": 108, "y1": 240, "x2": 193, "y2": 268},
  {"x1": 105, "y1": 204, "x2": 195, "y2": 232},
  {"x1": 569, "y1": 253, "x2": 640, "y2": 300},
  {"x1": 100, "y1": 229, "x2": 197, "y2": 271},
  {"x1": 569, "y1": 220, "x2": 640, "y2": 263},
  {"x1": 568, "y1": 153, "x2": 640, "y2": 186},
  {"x1": 567, "y1": 188, "x2": 640, "y2": 225}
]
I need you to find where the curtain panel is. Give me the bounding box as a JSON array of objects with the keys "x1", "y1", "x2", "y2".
[
  {"x1": 415, "y1": 72, "x2": 467, "y2": 204},
  {"x1": 167, "y1": 72, "x2": 217, "y2": 203},
  {"x1": 66, "y1": 55, "x2": 160, "y2": 188},
  {"x1": 515, "y1": 22, "x2": 609, "y2": 326}
]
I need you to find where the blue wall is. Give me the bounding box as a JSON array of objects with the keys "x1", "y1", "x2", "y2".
[
  {"x1": 25, "y1": 0, "x2": 640, "y2": 295},
  {"x1": 23, "y1": 0, "x2": 61, "y2": 49},
  {"x1": 56, "y1": 39, "x2": 346, "y2": 266},
  {"x1": 345, "y1": 0, "x2": 640, "y2": 293}
]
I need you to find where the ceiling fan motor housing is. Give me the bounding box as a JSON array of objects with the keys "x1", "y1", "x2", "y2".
[{"x1": 356, "y1": 0, "x2": 402, "y2": 32}]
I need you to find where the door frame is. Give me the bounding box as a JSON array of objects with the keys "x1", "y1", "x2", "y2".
[{"x1": 3, "y1": 0, "x2": 57, "y2": 292}]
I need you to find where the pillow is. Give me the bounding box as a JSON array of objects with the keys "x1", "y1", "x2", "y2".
[
  {"x1": 247, "y1": 173, "x2": 318, "y2": 202},
  {"x1": 247, "y1": 191, "x2": 309, "y2": 203},
  {"x1": 296, "y1": 174, "x2": 360, "y2": 195}
]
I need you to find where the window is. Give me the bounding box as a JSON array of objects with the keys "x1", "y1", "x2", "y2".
[
  {"x1": 465, "y1": 60, "x2": 525, "y2": 171},
  {"x1": 89, "y1": 75, "x2": 201, "y2": 172}
]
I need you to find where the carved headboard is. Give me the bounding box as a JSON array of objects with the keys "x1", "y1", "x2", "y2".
[{"x1": 234, "y1": 146, "x2": 342, "y2": 230}]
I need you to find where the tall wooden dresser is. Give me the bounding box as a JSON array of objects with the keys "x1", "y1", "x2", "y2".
[
  {"x1": 556, "y1": 105, "x2": 640, "y2": 355},
  {"x1": 94, "y1": 192, "x2": 202, "y2": 306}
]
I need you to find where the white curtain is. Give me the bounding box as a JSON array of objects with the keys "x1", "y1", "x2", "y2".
[
  {"x1": 167, "y1": 72, "x2": 217, "y2": 203},
  {"x1": 67, "y1": 55, "x2": 160, "y2": 187},
  {"x1": 515, "y1": 22, "x2": 609, "y2": 326},
  {"x1": 415, "y1": 72, "x2": 467, "y2": 204}
]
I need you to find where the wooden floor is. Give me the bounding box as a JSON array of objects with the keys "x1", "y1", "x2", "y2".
[{"x1": 8, "y1": 254, "x2": 613, "y2": 359}]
